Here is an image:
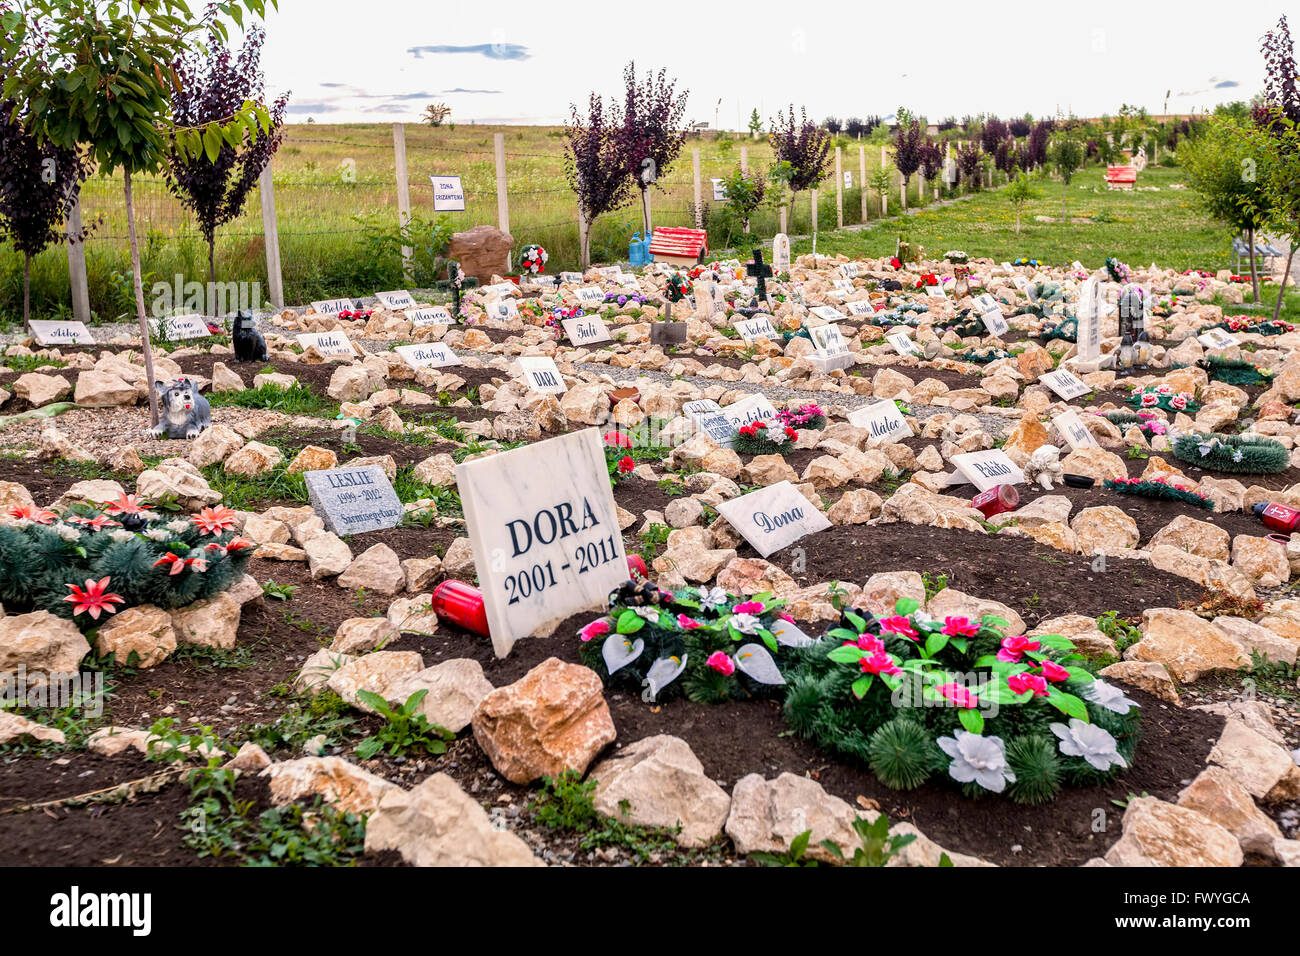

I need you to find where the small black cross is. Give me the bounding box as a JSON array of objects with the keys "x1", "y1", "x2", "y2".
[{"x1": 746, "y1": 248, "x2": 773, "y2": 301}]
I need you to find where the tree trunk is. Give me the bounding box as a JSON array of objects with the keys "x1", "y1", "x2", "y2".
[
  {"x1": 1248, "y1": 226, "x2": 1259, "y2": 305},
  {"x1": 1015, "y1": 209, "x2": 1021, "y2": 234},
  {"x1": 1274, "y1": 243, "x2": 1296, "y2": 322},
  {"x1": 22, "y1": 253, "x2": 30, "y2": 324},
  {"x1": 125, "y1": 170, "x2": 160, "y2": 426},
  {"x1": 1062, "y1": 181, "x2": 1068, "y2": 222},
  {"x1": 578, "y1": 211, "x2": 592, "y2": 269},
  {"x1": 640, "y1": 187, "x2": 653, "y2": 237},
  {"x1": 207, "y1": 238, "x2": 217, "y2": 315}
]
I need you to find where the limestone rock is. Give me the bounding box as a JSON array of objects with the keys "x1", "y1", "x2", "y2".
[
  {"x1": 1125, "y1": 608, "x2": 1248, "y2": 682},
  {"x1": 326, "y1": 650, "x2": 426, "y2": 705},
  {"x1": 306, "y1": 532, "x2": 353, "y2": 580},
  {"x1": 386, "y1": 658, "x2": 494, "y2": 733},
  {"x1": 13, "y1": 371, "x2": 71, "y2": 406},
  {"x1": 169, "y1": 592, "x2": 242, "y2": 650},
  {"x1": 1103, "y1": 797, "x2": 1243, "y2": 867},
  {"x1": 337, "y1": 543, "x2": 405, "y2": 594},
  {"x1": 827, "y1": 488, "x2": 883, "y2": 524},
  {"x1": 1098, "y1": 660, "x2": 1181, "y2": 704},
  {"x1": 927, "y1": 587, "x2": 1026, "y2": 636},
  {"x1": 471, "y1": 658, "x2": 616, "y2": 785},
  {"x1": 1177, "y1": 767, "x2": 1282, "y2": 856},
  {"x1": 0, "y1": 610, "x2": 91, "y2": 684},
  {"x1": 1030, "y1": 613, "x2": 1118, "y2": 658},
  {"x1": 136, "y1": 459, "x2": 222, "y2": 510},
  {"x1": 1070, "y1": 506, "x2": 1139, "y2": 554},
  {"x1": 93, "y1": 605, "x2": 176, "y2": 667},
  {"x1": 262, "y1": 756, "x2": 401, "y2": 817},
  {"x1": 1060, "y1": 447, "x2": 1127, "y2": 483},
  {"x1": 74, "y1": 369, "x2": 136, "y2": 407},
  {"x1": 1230, "y1": 534, "x2": 1289, "y2": 587},
  {"x1": 294, "y1": 648, "x2": 356, "y2": 694},
  {"x1": 364, "y1": 772, "x2": 542, "y2": 866},
  {"x1": 0, "y1": 710, "x2": 66, "y2": 746},
  {"x1": 330, "y1": 617, "x2": 401, "y2": 654},
  {"x1": 714, "y1": 557, "x2": 798, "y2": 596},
  {"x1": 589, "y1": 735, "x2": 731, "y2": 847},
  {"x1": 1207, "y1": 719, "x2": 1300, "y2": 803},
  {"x1": 223, "y1": 440, "x2": 284, "y2": 477},
  {"x1": 286, "y1": 445, "x2": 339, "y2": 474},
  {"x1": 1148, "y1": 515, "x2": 1229, "y2": 560}
]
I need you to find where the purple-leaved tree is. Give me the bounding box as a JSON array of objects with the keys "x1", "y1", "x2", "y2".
[
  {"x1": 616, "y1": 62, "x2": 687, "y2": 236},
  {"x1": 0, "y1": 88, "x2": 90, "y2": 323},
  {"x1": 892, "y1": 113, "x2": 924, "y2": 209},
  {"x1": 769, "y1": 105, "x2": 831, "y2": 227},
  {"x1": 165, "y1": 24, "x2": 288, "y2": 304},
  {"x1": 957, "y1": 141, "x2": 983, "y2": 192},
  {"x1": 564, "y1": 93, "x2": 634, "y2": 267}
]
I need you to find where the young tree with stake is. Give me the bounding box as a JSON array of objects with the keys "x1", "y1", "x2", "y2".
[
  {"x1": 769, "y1": 106, "x2": 831, "y2": 230},
  {"x1": 1, "y1": 0, "x2": 277, "y2": 426},
  {"x1": 617, "y1": 62, "x2": 687, "y2": 237},
  {"x1": 165, "y1": 23, "x2": 288, "y2": 306},
  {"x1": 0, "y1": 87, "x2": 90, "y2": 323},
  {"x1": 564, "y1": 93, "x2": 633, "y2": 268}
]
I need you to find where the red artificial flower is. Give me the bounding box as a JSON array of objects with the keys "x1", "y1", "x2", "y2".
[
  {"x1": 1040, "y1": 660, "x2": 1070, "y2": 683},
  {"x1": 784, "y1": 426, "x2": 798, "y2": 440},
  {"x1": 997, "y1": 635, "x2": 1041, "y2": 663},
  {"x1": 153, "y1": 553, "x2": 208, "y2": 576},
  {"x1": 617, "y1": 456, "x2": 635, "y2": 474},
  {"x1": 1008, "y1": 672, "x2": 1049, "y2": 697},
  {"x1": 938, "y1": 682, "x2": 979, "y2": 709},
  {"x1": 63, "y1": 577, "x2": 125, "y2": 620},
  {"x1": 192, "y1": 506, "x2": 237, "y2": 535},
  {"x1": 860, "y1": 651, "x2": 901, "y2": 676},
  {"x1": 104, "y1": 494, "x2": 153, "y2": 516},
  {"x1": 879, "y1": 615, "x2": 919, "y2": 639},
  {"x1": 677, "y1": 614, "x2": 702, "y2": 629},
  {"x1": 732, "y1": 601, "x2": 766, "y2": 615},
  {"x1": 706, "y1": 651, "x2": 735, "y2": 676},
  {"x1": 940, "y1": 616, "x2": 979, "y2": 638},
  {"x1": 604, "y1": 430, "x2": 632, "y2": 449},
  {"x1": 8, "y1": 504, "x2": 57, "y2": 524},
  {"x1": 848, "y1": 633, "x2": 886, "y2": 654},
  {"x1": 222, "y1": 537, "x2": 254, "y2": 553}
]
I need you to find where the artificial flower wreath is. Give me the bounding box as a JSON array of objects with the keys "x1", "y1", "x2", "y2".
[
  {"x1": 732, "y1": 419, "x2": 800, "y2": 456},
  {"x1": 1171, "y1": 431, "x2": 1290, "y2": 475},
  {"x1": 578, "y1": 583, "x2": 799, "y2": 703},
  {"x1": 664, "y1": 272, "x2": 692, "y2": 303},
  {"x1": 1103, "y1": 477, "x2": 1213, "y2": 510}
]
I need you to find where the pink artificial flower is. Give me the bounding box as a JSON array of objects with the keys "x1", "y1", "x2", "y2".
[
  {"x1": 940, "y1": 616, "x2": 979, "y2": 638},
  {"x1": 879, "y1": 615, "x2": 919, "y2": 639},
  {"x1": 706, "y1": 651, "x2": 735, "y2": 676},
  {"x1": 1155, "y1": 383, "x2": 1173, "y2": 394},
  {"x1": 1170, "y1": 395, "x2": 1187, "y2": 410},
  {"x1": 778, "y1": 612, "x2": 794, "y2": 623},
  {"x1": 996, "y1": 635, "x2": 1041, "y2": 663},
  {"x1": 1040, "y1": 660, "x2": 1070, "y2": 683},
  {"x1": 1008, "y1": 672, "x2": 1049, "y2": 697},
  {"x1": 732, "y1": 601, "x2": 766, "y2": 615},
  {"x1": 579, "y1": 619, "x2": 611, "y2": 643},
  {"x1": 860, "y1": 652, "x2": 901, "y2": 676},
  {"x1": 938, "y1": 682, "x2": 979, "y2": 709},
  {"x1": 677, "y1": 614, "x2": 702, "y2": 629},
  {"x1": 1141, "y1": 393, "x2": 1158, "y2": 407}
]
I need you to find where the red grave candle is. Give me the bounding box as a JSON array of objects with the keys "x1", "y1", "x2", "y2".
[{"x1": 971, "y1": 484, "x2": 1019, "y2": 519}]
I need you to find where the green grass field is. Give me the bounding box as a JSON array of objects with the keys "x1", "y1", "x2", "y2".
[{"x1": 0, "y1": 123, "x2": 1281, "y2": 323}]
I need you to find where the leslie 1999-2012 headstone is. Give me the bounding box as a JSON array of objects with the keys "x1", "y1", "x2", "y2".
[
  {"x1": 456, "y1": 428, "x2": 629, "y2": 657},
  {"x1": 716, "y1": 480, "x2": 831, "y2": 559},
  {"x1": 304, "y1": 464, "x2": 403, "y2": 536}
]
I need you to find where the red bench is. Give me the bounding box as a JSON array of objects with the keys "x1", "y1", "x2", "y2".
[
  {"x1": 1105, "y1": 166, "x2": 1137, "y2": 190},
  {"x1": 648, "y1": 227, "x2": 708, "y2": 267}
]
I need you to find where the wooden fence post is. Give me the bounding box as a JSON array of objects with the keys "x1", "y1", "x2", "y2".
[
  {"x1": 740, "y1": 145, "x2": 749, "y2": 175},
  {"x1": 65, "y1": 195, "x2": 91, "y2": 323},
  {"x1": 392, "y1": 123, "x2": 412, "y2": 283},
  {"x1": 494, "y1": 132, "x2": 510, "y2": 237},
  {"x1": 834, "y1": 146, "x2": 843, "y2": 229},
  {"x1": 859, "y1": 146, "x2": 867, "y2": 222},
  {"x1": 259, "y1": 167, "x2": 284, "y2": 309},
  {"x1": 692, "y1": 147, "x2": 702, "y2": 227}
]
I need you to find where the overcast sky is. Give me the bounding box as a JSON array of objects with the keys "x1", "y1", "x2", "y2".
[{"x1": 257, "y1": 1, "x2": 1281, "y2": 126}]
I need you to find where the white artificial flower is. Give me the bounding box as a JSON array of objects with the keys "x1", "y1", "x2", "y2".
[
  {"x1": 54, "y1": 524, "x2": 82, "y2": 542},
  {"x1": 144, "y1": 528, "x2": 170, "y2": 542},
  {"x1": 109, "y1": 529, "x2": 136, "y2": 544},
  {"x1": 697, "y1": 586, "x2": 728, "y2": 610},
  {"x1": 937, "y1": 730, "x2": 1015, "y2": 793},
  {"x1": 1082, "y1": 679, "x2": 1139, "y2": 715},
  {"x1": 166, "y1": 519, "x2": 191, "y2": 533},
  {"x1": 728, "y1": 612, "x2": 762, "y2": 635},
  {"x1": 1051, "y1": 719, "x2": 1127, "y2": 771},
  {"x1": 632, "y1": 606, "x2": 660, "y2": 624}
]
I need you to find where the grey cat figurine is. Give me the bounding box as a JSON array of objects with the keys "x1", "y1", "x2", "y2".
[{"x1": 150, "y1": 378, "x2": 211, "y2": 440}]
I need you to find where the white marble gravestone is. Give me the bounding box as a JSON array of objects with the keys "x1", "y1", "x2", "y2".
[
  {"x1": 395, "y1": 343, "x2": 459, "y2": 369},
  {"x1": 310, "y1": 298, "x2": 354, "y2": 316},
  {"x1": 1198, "y1": 328, "x2": 1239, "y2": 349},
  {"x1": 153, "y1": 314, "x2": 210, "y2": 341},
  {"x1": 683, "y1": 399, "x2": 738, "y2": 448},
  {"x1": 772, "y1": 234, "x2": 791, "y2": 273},
  {"x1": 1040, "y1": 369, "x2": 1091, "y2": 401},
  {"x1": 572, "y1": 285, "x2": 606, "y2": 305},
  {"x1": 561, "y1": 316, "x2": 612, "y2": 347},
  {"x1": 950, "y1": 450, "x2": 1025, "y2": 492},
  {"x1": 887, "y1": 330, "x2": 922, "y2": 357},
  {"x1": 1053, "y1": 409, "x2": 1099, "y2": 450},
  {"x1": 304, "y1": 464, "x2": 403, "y2": 536},
  {"x1": 406, "y1": 306, "x2": 454, "y2": 327},
  {"x1": 808, "y1": 323, "x2": 855, "y2": 372},
  {"x1": 716, "y1": 480, "x2": 831, "y2": 559},
  {"x1": 721, "y1": 393, "x2": 778, "y2": 430},
  {"x1": 845, "y1": 299, "x2": 878, "y2": 317},
  {"x1": 484, "y1": 298, "x2": 519, "y2": 322},
  {"x1": 456, "y1": 428, "x2": 628, "y2": 657},
  {"x1": 296, "y1": 331, "x2": 356, "y2": 357},
  {"x1": 374, "y1": 290, "x2": 416, "y2": 310},
  {"x1": 516, "y1": 356, "x2": 567, "y2": 394},
  {"x1": 28, "y1": 320, "x2": 95, "y2": 346},
  {"x1": 734, "y1": 315, "x2": 779, "y2": 343},
  {"x1": 809, "y1": 305, "x2": 846, "y2": 322},
  {"x1": 848, "y1": 399, "x2": 914, "y2": 443},
  {"x1": 1076, "y1": 276, "x2": 1102, "y2": 364}
]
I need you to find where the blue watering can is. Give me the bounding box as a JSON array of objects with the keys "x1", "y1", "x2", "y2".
[{"x1": 629, "y1": 232, "x2": 651, "y2": 268}]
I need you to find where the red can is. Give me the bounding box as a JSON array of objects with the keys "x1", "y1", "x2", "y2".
[
  {"x1": 431, "y1": 580, "x2": 490, "y2": 636},
  {"x1": 972, "y1": 484, "x2": 1019, "y2": 519}
]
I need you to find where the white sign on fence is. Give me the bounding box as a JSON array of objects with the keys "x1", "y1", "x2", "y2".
[
  {"x1": 716, "y1": 481, "x2": 831, "y2": 559},
  {"x1": 456, "y1": 428, "x2": 628, "y2": 657},
  {"x1": 711, "y1": 178, "x2": 727, "y2": 201},
  {"x1": 516, "y1": 356, "x2": 567, "y2": 394},
  {"x1": 430, "y1": 175, "x2": 466, "y2": 212},
  {"x1": 395, "y1": 343, "x2": 460, "y2": 369},
  {"x1": 28, "y1": 320, "x2": 95, "y2": 346}
]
